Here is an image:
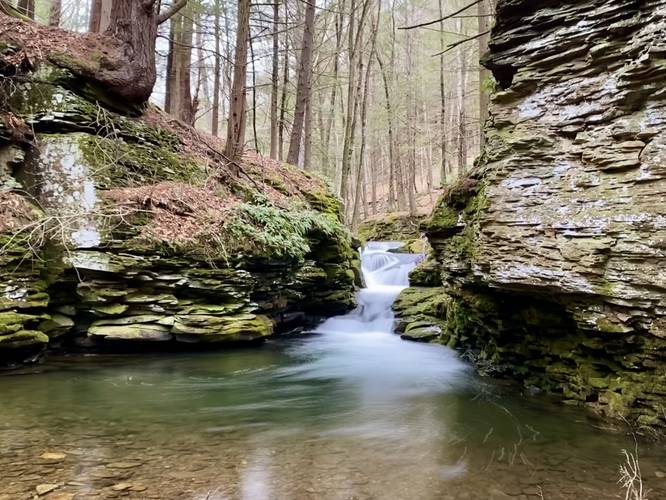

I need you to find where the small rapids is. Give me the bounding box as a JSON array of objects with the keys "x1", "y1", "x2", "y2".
[{"x1": 282, "y1": 241, "x2": 470, "y2": 397}]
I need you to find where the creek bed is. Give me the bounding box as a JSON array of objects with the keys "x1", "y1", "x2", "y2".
[{"x1": 1, "y1": 243, "x2": 664, "y2": 499}]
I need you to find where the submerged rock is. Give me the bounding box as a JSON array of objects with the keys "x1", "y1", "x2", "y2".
[{"x1": 396, "y1": 0, "x2": 666, "y2": 432}]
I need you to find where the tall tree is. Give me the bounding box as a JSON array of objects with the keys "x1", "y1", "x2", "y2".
[
  {"x1": 211, "y1": 0, "x2": 223, "y2": 136},
  {"x1": 48, "y1": 0, "x2": 62, "y2": 26},
  {"x1": 286, "y1": 0, "x2": 316, "y2": 166},
  {"x1": 478, "y1": 0, "x2": 492, "y2": 149},
  {"x1": 339, "y1": 0, "x2": 370, "y2": 206},
  {"x1": 269, "y1": 0, "x2": 280, "y2": 159},
  {"x1": 224, "y1": 0, "x2": 251, "y2": 166},
  {"x1": 438, "y1": 0, "x2": 447, "y2": 184},
  {"x1": 165, "y1": 3, "x2": 196, "y2": 124}
]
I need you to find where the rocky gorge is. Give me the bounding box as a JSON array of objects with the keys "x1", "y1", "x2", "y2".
[
  {"x1": 0, "y1": 37, "x2": 357, "y2": 365},
  {"x1": 392, "y1": 0, "x2": 666, "y2": 433}
]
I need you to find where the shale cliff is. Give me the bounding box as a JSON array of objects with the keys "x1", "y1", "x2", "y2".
[
  {"x1": 0, "y1": 26, "x2": 357, "y2": 365},
  {"x1": 396, "y1": 0, "x2": 666, "y2": 431}
]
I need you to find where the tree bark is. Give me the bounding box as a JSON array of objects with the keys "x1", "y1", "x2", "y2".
[
  {"x1": 269, "y1": 0, "x2": 280, "y2": 159},
  {"x1": 322, "y1": 5, "x2": 344, "y2": 178},
  {"x1": 478, "y1": 0, "x2": 492, "y2": 149},
  {"x1": 277, "y1": 0, "x2": 289, "y2": 161},
  {"x1": 303, "y1": 98, "x2": 313, "y2": 170},
  {"x1": 351, "y1": 2, "x2": 379, "y2": 228},
  {"x1": 48, "y1": 0, "x2": 62, "y2": 26},
  {"x1": 438, "y1": 0, "x2": 447, "y2": 185},
  {"x1": 339, "y1": 0, "x2": 370, "y2": 207},
  {"x1": 224, "y1": 0, "x2": 251, "y2": 167},
  {"x1": 286, "y1": 0, "x2": 316, "y2": 166},
  {"x1": 165, "y1": 5, "x2": 195, "y2": 124},
  {"x1": 211, "y1": 0, "x2": 222, "y2": 136}
]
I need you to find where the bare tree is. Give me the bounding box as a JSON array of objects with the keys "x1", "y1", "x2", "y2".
[
  {"x1": 224, "y1": 0, "x2": 251, "y2": 166},
  {"x1": 286, "y1": 0, "x2": 316, "y2": 166},
  {"x1": 211, "y1": 0, "x2": 223, "y2": 136},
  {"x1": 49, "y1": 0, "x2": 62, "y2": 26},
  {"x1": 269, "y1": 0, "x2": 280, "y2": 159}
]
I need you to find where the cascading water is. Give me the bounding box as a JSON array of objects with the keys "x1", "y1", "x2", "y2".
[{"x1": 284, "y1": 242, "x2": 469, "y2": 396}]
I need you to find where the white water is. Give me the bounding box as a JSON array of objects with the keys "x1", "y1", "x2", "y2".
[{"x1": 284, "y1": 242, "x2": 469, "y2": 397}]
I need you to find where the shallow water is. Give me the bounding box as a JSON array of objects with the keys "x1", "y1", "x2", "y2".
[{"x1": 1, "y1": 243, "x2": 665, "y2": 499}]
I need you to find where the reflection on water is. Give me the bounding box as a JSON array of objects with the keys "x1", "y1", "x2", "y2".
[{"x1": 1, "y1": 243, "x2": 665, "y2": 499}]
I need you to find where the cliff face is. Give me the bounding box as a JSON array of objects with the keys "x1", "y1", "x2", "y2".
[
  {"x1": 0, "y1": 51, "x2": 356, "y2": 364},
  {"x1": 399, "y1": 0, "x2": 666, "y2": 431}
]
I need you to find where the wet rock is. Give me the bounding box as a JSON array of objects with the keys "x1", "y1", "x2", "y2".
[
  {"x1": 417, "y1": 0, "x2": 666, "y2": 431},
  {"x1": 110, "y1": 483, "x2": 133, "y2": 491},
  {"x1": 35, "y1": 484, "x2": 59, "y2": 496},
  {"x1": 106, "y1": 461, "x2": 143, "y2": 470},
  {"x1": 0, "y1": 61, "x2": 357, "y2": 366},
  {"x1": 39, "y1": 452, "x2": 66, "y2": 462}
]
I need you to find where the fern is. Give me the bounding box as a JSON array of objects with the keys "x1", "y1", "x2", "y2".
[{"x1": 222, "y1": 203, "x2": 344, "y2": 262}]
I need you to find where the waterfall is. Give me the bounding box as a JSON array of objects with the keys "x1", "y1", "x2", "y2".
[{"x1": 283, "y1": 242, "x2": 466, "y2": 396}]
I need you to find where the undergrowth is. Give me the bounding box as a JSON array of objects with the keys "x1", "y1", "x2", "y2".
[
  {"x1": 222, "y1": 203, "x2": 345, "y2": 262},
  {"x1": 147, "y1": 201, "x2": 348, "y2": 265}
]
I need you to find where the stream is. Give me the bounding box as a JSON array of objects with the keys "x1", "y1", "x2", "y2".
[{"x1": 1, "y1": 243, "x2": 665, "y2": 499}]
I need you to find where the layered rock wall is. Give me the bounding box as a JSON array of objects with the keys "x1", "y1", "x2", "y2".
[
  {"x1": 398, "y1": 0, "x2": 666, "y2": 431},
  {"x1": 0, "y1": 56, "x2": 356, "y2": 364}
]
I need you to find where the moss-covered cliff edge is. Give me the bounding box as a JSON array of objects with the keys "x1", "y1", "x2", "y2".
[
  {"x1": 395, "y1": 0, "x2": 666, "y2": 433},
  {"x1": 0, "y1": 47, "x2": 357, "y2": 365}
]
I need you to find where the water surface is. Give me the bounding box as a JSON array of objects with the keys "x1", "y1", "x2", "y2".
[{"x1": 1, "y1": 243, "x2": 664, "y2": 499}]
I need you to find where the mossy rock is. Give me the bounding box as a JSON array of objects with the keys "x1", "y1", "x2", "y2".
[
  {"x1": 358, "y1": 212, "x2": 427, "y2": 243},
  {"x1": 0, "y1": 330, "x2": 49, "y2": 348},
  {"x1": 88, "y1": 323, "x2": 173, "y2": 342}
]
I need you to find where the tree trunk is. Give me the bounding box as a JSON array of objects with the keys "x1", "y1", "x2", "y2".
[
  {"x1": 224, "y1": 0, "x2": 251, "y2": 167},
  {"x1": 278, "y1": 0, "x2": 289, "y2": 161},
  {"x1": 478, "y1": 0, "x2": 492, "y2": 150},
  {"x1": 339, "y1": 0, "x2": 370, "y2": 207},
  {"x1": 17, "y1": 0, "x2": 34, "y2": 19},
  {"x1": 286, "y1": 0, "x2": 316, "y2": 166},
  {"x1": 88, "y1": 0, "x2": 111, "y2": 32},
  {"x1": 376, "y1": 50, "x2": 396, "y2": 212},
  {"x1": 351, "y1": 2, "x2": 379, "y2": 228},
  {"x1": 165, "y1": 5, "x2": 195, "y2": 124},
  {"x1": 249, "y1": 32, "x2": 259, "y2": 151},
  {"x1": 211, "y1": 0, "x2": 222, "y2": 136},
  {"x1": 269, "y1": 0, "x2": 280, "y2": 159},
  {"x1": 91, "y1": 1, "x2": 157, "y2": 104},
  {"x1": 438, "y1": 0, "x2": 447, "y2": 185},
  {"x1": 303, "y1": 98, "x2": 313, "y2": 170},
  {"x1": 49, "y1": 0, "x2": 62, "y2": 26},
  {"x1": 322, "y1": 5, "x2": 344, "y2": 177},
  {"x1": 164, "y1": 12, "x2": 178, "y2": 114}
]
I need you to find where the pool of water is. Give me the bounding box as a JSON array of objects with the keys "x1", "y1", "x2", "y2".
[{"x1": 1, "y1": 243, "x2": 664, "y2": 499}]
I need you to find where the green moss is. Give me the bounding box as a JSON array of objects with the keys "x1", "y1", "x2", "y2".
[
  {"x1": 358, "y1": 213, "x2": 426, "y2": 243},
  {"x1": 0, "y1": 330, "x2": 49, "y2": 348},
  {"x1": 78, "y1": 133, "x2": 205, "y2": 188},
  {"x1": 304, "y1": 188, "x2": 344, "y2": 220}
]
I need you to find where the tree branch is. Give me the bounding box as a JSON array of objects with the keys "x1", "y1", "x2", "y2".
[
  {"x1": 399, "y1": 0, "x2": 482, "y2": 30},
  {"x1": 157, "y1": 0, "x2": 188, "y2": 24},
  {"x1": 0, "y1": 0, "x2": 31, "y2": 21},
  {"x1": 431, "y1": 30, "x2": 490, "y2": 57}
]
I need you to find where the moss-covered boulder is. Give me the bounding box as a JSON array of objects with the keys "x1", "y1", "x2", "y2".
[
  {"x1": 392, "y1": 287, "x2": 449, "y2": 343},
  {"x1": 0, "y1": 57, "x2": 357, "y2": 365}
]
